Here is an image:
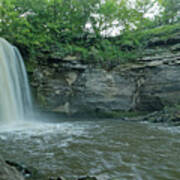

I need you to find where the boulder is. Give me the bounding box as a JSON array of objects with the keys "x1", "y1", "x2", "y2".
[
  {"x1": 5, "y1": 160, "x2": 31, "y2": 178},
  {"x1": 0, "y1": 157, "x2": 24, "y2": 180}
]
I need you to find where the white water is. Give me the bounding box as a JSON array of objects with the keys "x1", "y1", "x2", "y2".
[{"x1": 0, "y1": 38, "x2": 33, "y2": 122}]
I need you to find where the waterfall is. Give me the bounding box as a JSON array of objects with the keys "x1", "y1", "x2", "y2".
[{"x1": 0, "y1": 38, "x2": 33, "y2": 122}]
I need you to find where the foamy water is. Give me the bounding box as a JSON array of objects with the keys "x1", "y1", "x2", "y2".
[{"x1": 0, "y1": 120, "x2": 180, "y2": 180}]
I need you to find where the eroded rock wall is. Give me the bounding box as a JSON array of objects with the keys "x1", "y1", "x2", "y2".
[{"x1": 29, "y1": 37, "x2": 180, "y2": 116}]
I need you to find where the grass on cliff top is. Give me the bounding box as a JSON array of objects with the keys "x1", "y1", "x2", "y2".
[
  {"x1": 74, "y1": 22, "x2": 180, "y2": 64},
  {"x1": 96, "y1": 111, "x2": 148, "y2": 119},
  {"x1": 118, "y1": 22, "x2": 180, "y2": 49},
  {"x1": 140, "y1": 23, "x2": 180, "y2": 45},
  {"x1": 23, "y1": 22, "x2": 180, "y2": 66},
  {"x1": 137, "y1": 23, "x2": 180, "y2": 39}
]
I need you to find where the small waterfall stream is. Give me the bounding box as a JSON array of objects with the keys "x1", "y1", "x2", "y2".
[{"x1": 0, "y1": 38, "x2": 33, "y2": 122}]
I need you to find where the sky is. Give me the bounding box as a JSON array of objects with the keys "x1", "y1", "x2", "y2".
[{"x1": 86, "y1": 0, "x2": 161, "y2": 37}]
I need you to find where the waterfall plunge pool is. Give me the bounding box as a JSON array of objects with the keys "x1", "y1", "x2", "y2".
[
  {"x1": 0, "y1": 119, "x2": 180, "y2": 180},
  {"x1": 0, "y1": 38, "x2": 180, "y2": 180}
]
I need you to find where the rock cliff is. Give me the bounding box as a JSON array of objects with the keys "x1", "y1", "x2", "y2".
[{"x1": 29, "y1": 33, "x2": 180, "y2": 117}]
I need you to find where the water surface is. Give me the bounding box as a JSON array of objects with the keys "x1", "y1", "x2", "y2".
[{"x1": 0, "y1": 119, "x2": 180, "y2": 180}]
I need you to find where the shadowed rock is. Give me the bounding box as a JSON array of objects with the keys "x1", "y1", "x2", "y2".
[{"x1": 0, "y1": 157, "x2": 24, "y2": 180}]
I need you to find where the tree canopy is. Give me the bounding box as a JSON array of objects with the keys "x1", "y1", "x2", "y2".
[{"x1": 0, "y1": 0, "x2": 179, "y2": 62}]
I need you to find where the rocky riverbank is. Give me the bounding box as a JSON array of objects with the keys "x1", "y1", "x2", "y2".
[
  {"x1": 27, "y1": 31, "x2": 180, "y2": 122},
  {"x1": 0, "y1": 157, "x2": 99, "y2": 180},
  {"x1": 0, "y1": 157, "x2": 24, "y2": 180}
]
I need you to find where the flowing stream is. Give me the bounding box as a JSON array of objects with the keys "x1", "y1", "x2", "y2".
[
  {"x1": 0, "y1": 120, "x2": 180, "y2": 180},
  {"x1": 0, "y1": 39, "x2": 180, "y2": 180}
]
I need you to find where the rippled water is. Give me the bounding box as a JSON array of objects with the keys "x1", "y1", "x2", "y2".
[{"x1": 0, "y1": 119, "x2": 180, "y2": 180}]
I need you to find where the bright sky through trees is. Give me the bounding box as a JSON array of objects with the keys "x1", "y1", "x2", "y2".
[
  {"x1": 0, "y1": 0, "x2": 180, "y2": 62},
  {"x1": 85, "y1": 0, "x2": 162, "y2": 36}
]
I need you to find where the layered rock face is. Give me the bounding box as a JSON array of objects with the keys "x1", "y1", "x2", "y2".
[
  {"x1": 30, "y1": 61, "x2": 137, "y2": 116},
  {"x1": 136, "y1": 65, "x2": 180, "y2": 111},
  {"x1": 29, "y1": 35, "x2": 180, "y2": 116}
]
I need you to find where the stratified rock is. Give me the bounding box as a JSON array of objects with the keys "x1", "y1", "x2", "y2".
[
  {"x1": 29, "y1": 30, "x2": 180, "y2": 118},
  {"x1": 136, "y1": 65, "x2": 180, "y2": 111},
  {"x1": 30, "y1": 60, "x2": 180, "y2": 117},
  {"x1": 70, "y1": 69, "x2": 136, "y2": 115},
  {"x1": 0, "y1": 157, "x2": 24, "y2": 180}
]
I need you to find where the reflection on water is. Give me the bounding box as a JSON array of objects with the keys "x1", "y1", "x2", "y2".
[{"x1": 0, "y1": 120, "x2": 180, "y2": 180}]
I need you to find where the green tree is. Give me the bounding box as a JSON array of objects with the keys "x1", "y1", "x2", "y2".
[
  {"x1": 158, "y1": 0, "x2": 180, "y2": 24},
  {"x1": 0, "y1": 0, "x2": 174, "y2": 63}
]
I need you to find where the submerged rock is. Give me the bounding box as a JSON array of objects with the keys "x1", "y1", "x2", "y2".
[{"x1": 78, "y1": 176, "x2": 97, "y2": 180}]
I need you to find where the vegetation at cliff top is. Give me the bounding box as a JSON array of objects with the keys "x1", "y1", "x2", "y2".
[{"x1": 0, "y1": 0, "x2": 180, "y2": 63}]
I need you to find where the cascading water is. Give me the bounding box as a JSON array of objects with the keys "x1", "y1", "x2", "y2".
[{"x1": 0, "y1": 38, "x2": 33, "y2": 122}]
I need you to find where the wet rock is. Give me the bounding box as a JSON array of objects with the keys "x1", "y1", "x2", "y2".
[
  {"x1": 141, "y1": 106, "x2": 180, "y2": 124},
  {"x1": 53, "y1": 102, "x2": 70, "y2": 114},
  {"x1": 5, "y1": 160, "x2": 31, "y2": 178},
  {"x1": 78, "y1": 176, "x2": 97, "y2": 180},
  {"x1": 49, "y1": 176, "x2": 66, "y2": 180},
  {"x1": 0, "y1": 157, "x2": 24, "y2": 180}
]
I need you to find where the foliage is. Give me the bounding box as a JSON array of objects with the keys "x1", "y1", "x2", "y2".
[
  {"x1": 157, "y1": 0, "x2": 180, "y2": 24},
  {"x1": 96, "y1": 110, "x2": 148, "y2": 119},
  {"x1": 0, "y1": 0, "x2": 179, "y2": 64},
  {"x1": 120, "y1": 22, "x2": 180, "y2": 49}
]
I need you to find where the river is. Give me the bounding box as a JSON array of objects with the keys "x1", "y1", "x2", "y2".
[{"x1": 0, "y1": 119, "x2": 180, "y2": 180}]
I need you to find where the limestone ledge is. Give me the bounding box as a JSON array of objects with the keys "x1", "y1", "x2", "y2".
[{"x1": 28, "y1": 37, "x2": 180, "y2": 118}]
